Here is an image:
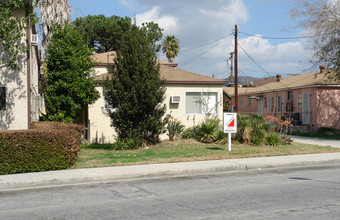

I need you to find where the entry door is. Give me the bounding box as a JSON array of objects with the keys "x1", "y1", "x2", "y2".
[{"x1": 302, "y1": 93, "x2": 310, "y2": 124}]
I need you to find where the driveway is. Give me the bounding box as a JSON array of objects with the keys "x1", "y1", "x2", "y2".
[{"x1": 290, "y1": 136, "x2": 340, "y2": 148}]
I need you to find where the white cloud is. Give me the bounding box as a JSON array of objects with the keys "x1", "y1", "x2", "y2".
[
  {"x1": 135, "y1": 7, "x2": 178, "y2": 33},
  {"x1": 118, "y1": 0, "x2": 134, "y2": 10},
  {"x1": 130, "y1": 0, "x2": 313, "y2": 78}
]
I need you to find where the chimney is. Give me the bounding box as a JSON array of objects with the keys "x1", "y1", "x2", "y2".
[
  {"x1": 319, "y1": 65, "x2": 325, "y2": 74},
  {"x1": 276, "y1": 74, "x2": 282, "y2": 82}
]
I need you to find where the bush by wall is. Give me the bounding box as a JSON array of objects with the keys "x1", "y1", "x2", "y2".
[{"x1": 0, "y1": 122, "x2": 83, "y2": 175}]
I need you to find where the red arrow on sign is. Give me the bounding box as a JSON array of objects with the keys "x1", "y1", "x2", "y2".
[{"x1": 228, "y1": 118, "x2": 235, "y2": 127}]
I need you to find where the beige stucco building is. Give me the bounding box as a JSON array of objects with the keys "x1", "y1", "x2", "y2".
[
  {"x1": 0, "y1": 7, "x2": 42, "y2": 130},
  {"x1": 87, "y1": 52, "x2": 225, "y2": 143}
]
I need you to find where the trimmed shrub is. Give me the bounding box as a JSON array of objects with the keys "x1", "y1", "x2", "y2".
[
  {"x1": 0, "y1": 122, "x2": 83, "y2": 175},
  {"x1": 30, "y1": 122, "x2": 83, "y2": 163}
]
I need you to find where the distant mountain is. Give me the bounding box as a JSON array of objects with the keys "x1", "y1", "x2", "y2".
[{"x1": 223, "y1": 76, "x2": 260, "y2": 85}]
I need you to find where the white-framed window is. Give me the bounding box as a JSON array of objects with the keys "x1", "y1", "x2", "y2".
[
  {"x1": 0, "y1": 87, "x2": 5, "y2": 110},
  {"x1": 247, "y1": 96, "x2": 252, "y2": 107},
  {"x1": 268, "y1": 96, "x2": 274, "y2": 113},
  {"x1": 297, "y1": 94, "x2": 302, "y2": 108},
  {"x1": 277, "y1": 95, "x2": 283, "y2": 113},
  {"x1": 185, "y1": 91, "x2": 218, "y2": 115},
  {"x1": 239, "y1": 96, "x2": 243, "y2": 104}
]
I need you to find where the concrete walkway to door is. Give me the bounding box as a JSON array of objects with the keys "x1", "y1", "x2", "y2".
[{"x1": 291, "y1": 136, "x2": 340, "y2": 148}]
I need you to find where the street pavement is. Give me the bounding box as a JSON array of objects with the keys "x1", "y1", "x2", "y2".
[{"x1": 291, "y1": 135, "x2": 340, "y2": 148}]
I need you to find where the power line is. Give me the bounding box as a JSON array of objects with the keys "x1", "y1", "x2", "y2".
[
  {"x1": 238, "y1": 31, "x2": 330, "y2": 40},
  {"x1": 181, "y1": 33, "x2": 233, "y2": 53},
  {"x1": 180, "y1": 37, "x2": 227, "y2": 67},
  {"x1": 237, "y1": 42, "x2": 290, "y2": 89}
]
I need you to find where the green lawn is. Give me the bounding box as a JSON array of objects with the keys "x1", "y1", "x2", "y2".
[{"x1": 73, "y1": 139, "x2": 340, "y2": 169}]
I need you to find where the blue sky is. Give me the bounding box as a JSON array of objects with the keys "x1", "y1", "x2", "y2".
[{"x1": 68, "y1": 0, "x2": 314, "y2": 79}]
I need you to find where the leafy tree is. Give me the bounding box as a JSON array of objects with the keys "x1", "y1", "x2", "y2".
[
  {"x1": 290, "y1": 0, "x2": 340, "y2": 80},
  {"x1": 73, "y1": 15, "x2": 132, "y2": 53},
  {"x1": 162, "y1": 35, "x2": 180, "y2": 63},
  {"x1": 103, "y1": 24, "x2": 167, "y2": 144},
  {"x1": 44, "y1": 24, "x2": 99, "y2": 122},
  {"x1": 0, "y1": 0, "x2": 38, "y2": 70},
  {"x1": 73, "y1": 15, "x2": 163, "y2": 54}
]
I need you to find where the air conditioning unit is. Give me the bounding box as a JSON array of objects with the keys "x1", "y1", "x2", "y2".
[
  {"x1": 170, "y1": 95, "x2": 180, "y2": 104},
  {"x1": 31, "y1": 34, "x2": 38, "y2": 45}
]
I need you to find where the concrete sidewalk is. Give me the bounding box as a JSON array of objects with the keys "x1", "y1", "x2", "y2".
[
  {"x1": 291, "y1": 136, "x2": 340, "y2": 148},
  {"x1": 1, "y1": 152, "x2": 340, "y2": 191}
]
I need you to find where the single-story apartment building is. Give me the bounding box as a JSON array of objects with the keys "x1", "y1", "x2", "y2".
[
  {"x1": 87, "y1": 52, "x2": 226, "y2": 143},
  {"x1": 224, "y1": 66, "x2": 340, "y2": 131}
]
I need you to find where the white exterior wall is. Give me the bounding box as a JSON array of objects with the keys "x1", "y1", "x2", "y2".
[
  {"x1": 0, "y1": 8, "x2": 29, "y2": 130},
  {"x1": 88, "y1": 86, "x2": 117, "y2": 144},
  {"x1": 88, "y1": 83, "x2": 224, "y2": 143},
  {"x1": 161, "y1": 84, "x2": 223, "y2": 140}
]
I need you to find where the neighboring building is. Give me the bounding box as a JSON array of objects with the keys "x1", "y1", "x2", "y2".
[
  {"x1": 0, "y1": 7, "x2": 42, "y2": 130},
  {"x1": 87, "y1": 51, "x2": 225, "y2": 143},
  {"x1": 244, "y1": 77, "x2": 277, "y2": 87},
  {"x1": 224, "y1": 66, "x2": 340, "y2": 131}
]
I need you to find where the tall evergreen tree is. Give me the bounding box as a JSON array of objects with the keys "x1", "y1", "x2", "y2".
[
  {"x1": 44, "y1": 24, "x2": 99, "y2": 122},
  {"x1": 103, "y1": 24, "x2": 167, "y2": 144}
]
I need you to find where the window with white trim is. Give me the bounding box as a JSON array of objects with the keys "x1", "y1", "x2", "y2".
[
  {"x1": 268, "y1": 96, "x2": 274, "y2": 113},
  {"x1": 297, "y1": 94, "x2": 302, "y2": 108},
  {"x1": 247, "y1": 96, "x2": 252, "y2": 107},
  {"x1": 185, "y1": 91, "x2": 218, "y2": 115},
  {"x1": 277, "y1": 95, "x2": 283, "y2": 113},
  {"x1": 0, "y1": 87, "x2": 5, "y2": 110}
]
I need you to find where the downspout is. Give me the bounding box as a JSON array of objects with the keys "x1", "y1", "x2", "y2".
[{"x1": 26, "y1": 1, "x2": 32, "y2": 127}]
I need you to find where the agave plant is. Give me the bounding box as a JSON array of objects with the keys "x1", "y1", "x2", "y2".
[
  {"x1": 236, "y1": 114, "x2": 251, "y2": 144},
  {"x1": 197, "y1": 117, "x2": 220, "y2": 143}
]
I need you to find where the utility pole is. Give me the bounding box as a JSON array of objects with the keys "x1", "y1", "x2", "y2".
[{"x1": 234, "y1": 25, "x2": 238, "y2": 113}]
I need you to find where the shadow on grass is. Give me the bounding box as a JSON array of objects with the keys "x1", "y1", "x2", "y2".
[
  {"x1": 82, "y1": 144, "x2": 113, "y2": 150},
  {"x1": 206, "y1": 147, "x2": 224, "y2": 151}
]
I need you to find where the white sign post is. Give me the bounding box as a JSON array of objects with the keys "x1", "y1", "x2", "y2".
[{"x1": 224, "y1": 113, "x2": 237, "y2": 151}]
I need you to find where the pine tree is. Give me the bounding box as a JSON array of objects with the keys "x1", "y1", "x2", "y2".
[{"x1": 104, "y1": 25, "x2": 167, "y2": 144}]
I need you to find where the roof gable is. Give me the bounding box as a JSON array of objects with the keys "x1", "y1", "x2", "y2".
[
  {"x1": 224, "y1": 71, "x2": 339, "y2": 96},
  {"x1": 92, "y1": 52, "x2": 225, "y2": 85}
]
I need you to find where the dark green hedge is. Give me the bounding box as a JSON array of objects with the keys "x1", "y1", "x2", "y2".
[{"x1": 0, "y1": 122, "x2": 83, "y2": 175}]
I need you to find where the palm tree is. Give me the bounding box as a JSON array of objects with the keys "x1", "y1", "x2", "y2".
[{"x1": 162, "y1": 35, "x2": 180, "y2": 63}]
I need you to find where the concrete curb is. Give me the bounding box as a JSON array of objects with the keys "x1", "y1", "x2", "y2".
[{"x1": 1, "y1": 152, "x2": 340, "y2": 191}]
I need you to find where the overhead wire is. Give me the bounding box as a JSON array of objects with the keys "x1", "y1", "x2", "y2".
[
  {"x1": 238, "y1": 31, "x2": 330, "y2": 40},
  {"x1": 237, "y1": 42, "x2": 290, "y2": 89},
  {"x1": 180, "y1": 36, "x2": 230, "y2": 67},
  {"x1": 181, "y1": 33, "x2": 234, "y2": 53}
]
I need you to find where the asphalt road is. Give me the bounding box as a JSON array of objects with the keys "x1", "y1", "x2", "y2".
[{"x1": 1, "y1": 167, "x2": 340, "y2": 219}]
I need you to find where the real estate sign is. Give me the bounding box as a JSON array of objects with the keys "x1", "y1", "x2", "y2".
[{"x1": 224, "y1": 113, "x2": 237, "y2": 133}]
